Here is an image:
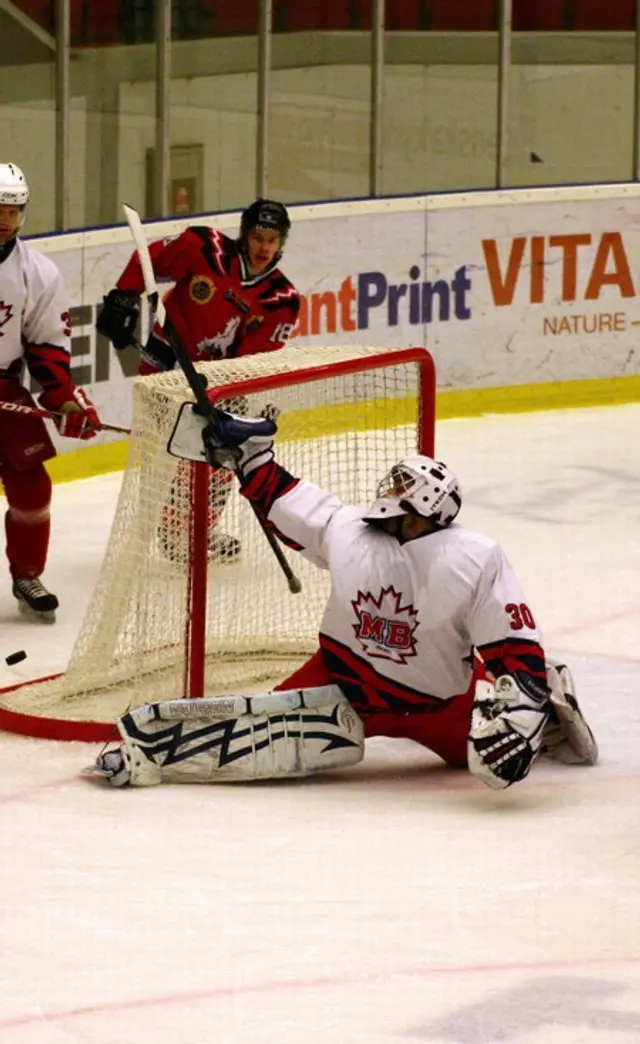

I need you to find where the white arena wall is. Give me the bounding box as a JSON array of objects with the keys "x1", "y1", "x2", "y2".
[{"x1": 23, "y1": 182, "x2": 640, "y2": 481}]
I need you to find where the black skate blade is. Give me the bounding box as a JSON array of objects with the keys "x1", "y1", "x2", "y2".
[{"x1": 17, "y1": 600, "x2": 56, "y2": 624}]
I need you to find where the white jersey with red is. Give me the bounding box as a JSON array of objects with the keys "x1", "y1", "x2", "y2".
[
  {"x1": 241, "y1": 463, "x2": 548, "y2": 719},
  {"x1": 0, "y1": 237, "x2": 74, "y2": 397},
  {"x1": 0, "y1": 236, "x2": 76, "y2": 581}
]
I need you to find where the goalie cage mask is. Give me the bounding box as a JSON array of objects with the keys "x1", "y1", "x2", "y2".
[{"x1": 364, "y1": 455, "x2": 462, "y2": 530}]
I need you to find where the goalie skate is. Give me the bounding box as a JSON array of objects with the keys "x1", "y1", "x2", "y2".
[
  {"x1": 83, "y1": 749, "x2": 130, "y2": 786},
  {"x1": 542, "y1": 662, "x2": 598, "y2": 765},
  {"x1": 12, "y1": 577, "x2": 58, "y2": 623}
]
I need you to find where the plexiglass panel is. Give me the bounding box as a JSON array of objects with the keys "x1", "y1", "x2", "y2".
[
  {"x1": 508, "y1": 3, "x2": 636, "y2": 187},
  {"x1": 1, "y1": 1, "x2": 59, "y2": 234}
]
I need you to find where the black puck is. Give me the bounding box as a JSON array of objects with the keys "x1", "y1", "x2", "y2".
[{"x1": 5, "y1": 650, "x2": 26, "y2": 666}]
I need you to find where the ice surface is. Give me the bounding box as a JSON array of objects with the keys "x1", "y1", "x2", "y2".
[{"x1": 0, "y1": 405, "x2": 638, "y2": 1043}]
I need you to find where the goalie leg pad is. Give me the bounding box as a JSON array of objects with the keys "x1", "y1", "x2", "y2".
[
  {"x1": 542, "y1": 660, "x2": 598, "y2": 766},
  {"x1": 94, "y1": 686, "x2": 364, "y2": 787},
  {"x1": 468, "y1": 675, "x2": 550, "y2": 790}
]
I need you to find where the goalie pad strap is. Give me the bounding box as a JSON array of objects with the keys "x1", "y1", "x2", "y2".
[{"x1": 117, "y1": 686, "x2": 364, "y2": 786}]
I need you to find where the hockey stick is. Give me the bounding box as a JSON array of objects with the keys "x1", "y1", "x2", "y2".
[
  {"x1": 0, "y1": 399, "x2": 130, "y2": 435},
  {"x1": 122, "y1": 203, "x2": 302, "y2": 595}
]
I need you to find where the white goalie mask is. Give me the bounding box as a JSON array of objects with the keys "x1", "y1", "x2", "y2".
[
  {"x1": 364, "y1": 455, "x2": 462, "y2": 530},
  {"x1": 0, "y1": 163, "x2": 29, "y2": 228}
]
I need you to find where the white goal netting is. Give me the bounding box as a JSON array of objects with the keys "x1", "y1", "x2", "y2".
[{"x1": 0, "y1": 344, "x2": 435, "y2": 731}]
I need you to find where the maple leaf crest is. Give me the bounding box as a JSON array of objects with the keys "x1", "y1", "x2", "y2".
[{"x1": 351, "y1": 585, "x2": 419, "y2": 664}]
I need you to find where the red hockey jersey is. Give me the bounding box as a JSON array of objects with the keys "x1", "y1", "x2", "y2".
[{"x1": 116, "y1": 226, "x2": 300, "y2": 373}]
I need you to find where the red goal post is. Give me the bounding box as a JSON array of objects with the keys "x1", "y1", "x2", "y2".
[{"x1": 0, "y1": 344, "x2": 436, "y2": 742}]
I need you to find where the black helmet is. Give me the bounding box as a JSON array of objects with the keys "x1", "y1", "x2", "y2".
[{"x1": 240, "y1": 198, "x2": 291, "y2": 248}]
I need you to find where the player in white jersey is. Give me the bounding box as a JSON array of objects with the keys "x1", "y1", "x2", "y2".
[
  {"x1": 0, "y1": 162, "x2": 102, "y2": 620},
  {"x1": 88, "y1": 408, "x2": 598, "y2": 792}
]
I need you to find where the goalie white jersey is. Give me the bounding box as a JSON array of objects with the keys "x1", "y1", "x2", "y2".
[
  {"x1": 265, "y1": 477, "x2": 546, "y2": 715},
  {"x1": 0, "y1": 239, "x2": 71, "y2": 370}
]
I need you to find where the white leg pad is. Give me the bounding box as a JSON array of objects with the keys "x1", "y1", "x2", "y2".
[
  {"x1": 113, "y1": 685, "x2": 364, "y2": 786},
  {"x1": 542, "y1": 660, "x2": 598, "y2": 765}
]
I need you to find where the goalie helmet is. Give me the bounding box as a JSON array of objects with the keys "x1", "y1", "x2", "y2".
[
  {"x1": 0, "y1": 163, "x2": 29, "y2": 207},
  {"x1": 364, "y1": 455, "x2": 462, "y2": 530},
  {"x1": 240, "y1": 198, "x2": 291, "y2": 248}
]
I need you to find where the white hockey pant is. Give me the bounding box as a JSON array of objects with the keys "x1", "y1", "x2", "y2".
[{"x1": 113, "y1": 685, "x2": 364, "y2": 786}]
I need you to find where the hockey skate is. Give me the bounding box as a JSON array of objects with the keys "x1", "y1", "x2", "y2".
[
  {"x1": 158, "y1": 527, "x2": 241, "y2": 567},
  {"x1": 542, "y1": 662, "x2": 598, "y2": 765},
  {"x1": 83, "y1": 749, "x2": 130, "y2": 786},
  {"x1": 12, "y1": 576, "x2": 59, "y2": 623}
]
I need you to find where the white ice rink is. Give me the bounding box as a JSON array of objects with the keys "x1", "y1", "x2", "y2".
[{"x1": 0, "y1": 403, "x2": 639, "y2": 1044}]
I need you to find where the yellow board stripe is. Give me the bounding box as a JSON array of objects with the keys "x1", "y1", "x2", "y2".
[
  {"x1": 44, "y1": 441, "x2": 130, "y2": 486},
  {"x1": 437, "y1": 374, "x2": 640, "y2": 419},
  {"x1": 7, "y1": 375, "x2": 639, "y2": 489}
]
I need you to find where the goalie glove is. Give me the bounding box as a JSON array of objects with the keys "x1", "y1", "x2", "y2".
[
  {"x1": 167, "y1": 403, "x2": 277, "y2": 480},
  {"x1": 468, "y1": 673, "x2": 550, "y2": 790}
]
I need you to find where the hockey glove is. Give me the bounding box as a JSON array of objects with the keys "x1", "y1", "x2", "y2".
[
  {"x1": 40, "y1": 386, "x2": 102, "y2": 440},
  {"x1": 204, "y1": 411, "x2": 276, "y2": 479},
  {"x1": 468, "y1": 674, "x2": 550, "y2": 790},
  {"x1": 96, "y1": 288, "x2": 140, "y2": 351},
  {"x1": 167, "y1": 404, "x2": 276, "y2": 479}
]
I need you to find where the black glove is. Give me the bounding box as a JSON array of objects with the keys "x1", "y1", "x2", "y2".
[{"x1": 96, "y1": 289, "x2": 140, "y2": 351}]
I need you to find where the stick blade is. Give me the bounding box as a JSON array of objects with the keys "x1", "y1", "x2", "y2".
[{"x1": 121, "y1": 202, "x2": 166, "y2": 326}]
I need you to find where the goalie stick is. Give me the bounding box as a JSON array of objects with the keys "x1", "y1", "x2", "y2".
[
  {"x1": 122, "y1": 203, "x2": 302, "y2": 595},
  {"x1": 0, "y1": 399, "x2": 130, "y2": 435}
]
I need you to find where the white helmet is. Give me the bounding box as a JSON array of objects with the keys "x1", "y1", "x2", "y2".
[
  {"x1": 364, "y1": 455, "x2": 462, "y2": 530},
  {"x1": 0, "y1": 163, "x2": 29, "y2": 207}
]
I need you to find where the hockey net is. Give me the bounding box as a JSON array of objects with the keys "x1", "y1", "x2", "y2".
[{"x1": 0, "y1": 344, "x2": 435, "y2": 740}]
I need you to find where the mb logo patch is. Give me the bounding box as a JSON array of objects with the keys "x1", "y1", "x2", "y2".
[{"x1": 352, "y1": 586, "x2": 419, "y2": 664}]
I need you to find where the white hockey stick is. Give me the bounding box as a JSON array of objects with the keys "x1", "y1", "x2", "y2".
[{"x1": 122, "y1": 203, "x2": 302, "y2": 594}]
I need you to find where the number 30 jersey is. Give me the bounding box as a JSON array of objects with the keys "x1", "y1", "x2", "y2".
[{"x1": 242, "y1": 466, "x2": 549, "y2": 715}]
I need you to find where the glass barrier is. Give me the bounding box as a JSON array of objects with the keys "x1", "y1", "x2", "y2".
[
  {"x1": 382, "y1": 20, "x2": 499, "y2": 195},
  {"x1": 267, "y1": 0, "x2": 373, "y2": 202},
  {"x1": 508, "y1": 0, "x2": 637, "y2": 187},
  {"x1": 4, "y1": 0, "x2": 640, "y2": 231},
  {"x1": 2, "y1": 1, "x2": 58, "y2": 235}
]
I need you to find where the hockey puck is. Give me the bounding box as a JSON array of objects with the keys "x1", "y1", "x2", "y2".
[{"x1": 5, "y1": 650, "x2": 26, "y2": 666}]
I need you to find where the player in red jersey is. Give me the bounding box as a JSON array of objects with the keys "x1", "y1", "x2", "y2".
[
  {"x1": 96, "y1": 198, "x2": 300, "y2": 563},
  {"x1": 96, "y1": 198, "x2": 299, "y2": 370}
]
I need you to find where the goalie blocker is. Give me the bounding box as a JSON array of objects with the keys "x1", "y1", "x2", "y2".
[{"x1": 86, "y1": 686, "x2": 365, "y2": 787}]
